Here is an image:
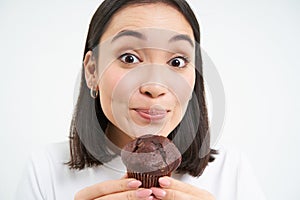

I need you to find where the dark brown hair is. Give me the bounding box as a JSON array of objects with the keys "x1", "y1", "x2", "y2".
[{"x1": 67, "y1": 0, "x2": 217, "y2": 177}]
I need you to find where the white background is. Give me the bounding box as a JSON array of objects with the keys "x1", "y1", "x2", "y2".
[{"x1": 0, "y1": 0, "x2": 299, "y2": 199}]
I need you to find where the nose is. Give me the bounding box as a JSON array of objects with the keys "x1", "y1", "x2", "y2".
[{"x1": 139, "y1": 83, "x2": 167, "y2": 98}]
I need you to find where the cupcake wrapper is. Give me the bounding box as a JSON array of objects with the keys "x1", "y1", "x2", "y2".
[{"x1": 127, "y1": 171, "x2": 171, "y2": 188}]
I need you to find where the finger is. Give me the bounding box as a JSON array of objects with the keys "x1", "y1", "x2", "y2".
[
  {"x1": 121, "y1": 174, "x2": 129, "y2": 179},
  {"x1": 74, "y1": 178, "x2": 142, "y2": 199},
  {"x1": 95, "y1": 188, "x2": 153, "y2": 200},
  {"x1": 152, "y1": 187, "x2": 215, "y2": 200},
  {"x1": 151, "y1": 188, "x2": 197, "y2": 200},
  {"x1": 158, "y1": 176, "x2": 199, "y2": 196},
  {"x1": 151, "y1": 187, "x2": 166, "y2": 199}
]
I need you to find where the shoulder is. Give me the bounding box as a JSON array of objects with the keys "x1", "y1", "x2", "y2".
[
  {"x1": 16, "y1": 141, "x2": 70, "y2": 199},
  {"x1": 175, "y1": 145, "x2": 246, "y2": 182},
  {"x1": 44, "y1": 141, "x2": 70, "y2": 162},
  {"x1": 207, "y1": 145, "x2": 245, "y2": 171},
  {"x1": 203, "y1": 145, "x2": 266, "y2": 200},
  {"x1": 208, "y1": 145, "x2": 260, "y2": 178},
  {"x1": 212, "y1": 145, "x2": 261, "y2": 177},
  {"x1": 25, "y1": 141, "x2": 71, "y2": 188},
  {"x1": 30, "y1": 141, "x2": 70, "y2": 163}
]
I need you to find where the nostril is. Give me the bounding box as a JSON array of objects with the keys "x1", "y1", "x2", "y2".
[
  {"x1": 144, "y1": 91, "x2": 152, "y2": 97},
  {"x1": 140, "y1": 84, "x2": 167, "y2": 98}
]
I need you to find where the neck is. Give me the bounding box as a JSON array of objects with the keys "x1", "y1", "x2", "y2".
[{"x1": 105, "y1": 122, "x2": 133, "y2": 150}]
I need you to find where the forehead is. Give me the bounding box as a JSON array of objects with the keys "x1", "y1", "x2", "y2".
[{"x1": 101, "y1": 3, "x2": 194, "y2": 42}]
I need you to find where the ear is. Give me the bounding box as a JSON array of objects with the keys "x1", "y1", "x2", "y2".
[{"x1": 83, "y1": 51, "x2": 98, "y2": 90}]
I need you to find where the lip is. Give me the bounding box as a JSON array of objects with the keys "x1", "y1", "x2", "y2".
[{"x1": 133, "y1": 108, "x2": 169, "y2": 121}]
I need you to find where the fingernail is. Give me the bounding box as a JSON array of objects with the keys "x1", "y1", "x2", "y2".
[
  {"x1": 128, "y1": 180, "x2": 142, "y2": 188},
  {"x1": 151, "y1": 187, "x2": 166, "y2": 198},
  {"x1": 147, "y1": 196, "x2": 154, "y2": 200},
  {"x1": 136, "y1": 189, "x2": 152, "y2": 198},
  {"x1": 159, "y1": 177, "x2": 171, "y2": 187}
]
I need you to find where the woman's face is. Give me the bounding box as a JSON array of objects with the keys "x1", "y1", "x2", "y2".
[{"x1": 87, "y1": 3, "x2": 196, "y2": 139}]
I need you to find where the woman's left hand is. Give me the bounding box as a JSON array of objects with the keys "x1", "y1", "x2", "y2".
[{"x1": 151, "y1": 176, "x2": 215, "y2": 200}]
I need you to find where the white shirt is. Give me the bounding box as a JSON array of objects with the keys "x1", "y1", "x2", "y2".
[{"x1": 16, "y1": 141, "x2": 266, "y2": 200}]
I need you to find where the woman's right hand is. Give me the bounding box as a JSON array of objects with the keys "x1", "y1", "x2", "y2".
[{"x1": 74, "y1": 178, "x2": 153, "y2": 200}]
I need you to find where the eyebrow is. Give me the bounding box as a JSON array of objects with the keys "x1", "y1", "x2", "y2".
[
  {"x1": 169, "y1": 34, "x2": 194, "y2": 47},
  {"x1": 111, "y1": 30, "x2": 194, "y2": 47},
  {"x1": 111, "y1": 30, "x2": 146, "y2": 43}
]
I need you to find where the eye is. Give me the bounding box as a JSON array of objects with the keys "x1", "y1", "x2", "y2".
[
  {"x1": 168, "y1": 56, "x2": 189, "y2": 68},
  {"x1": 119, "y1": 53, "x2": 141, "y2": 64}
]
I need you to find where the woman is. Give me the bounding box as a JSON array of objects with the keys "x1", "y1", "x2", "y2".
[{"x1": 17, "y1": 0, "x2": 265, "y2": 199}]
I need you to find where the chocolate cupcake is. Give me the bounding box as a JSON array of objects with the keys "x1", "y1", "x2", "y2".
[{"x1": 121, "y1": 134, "x2": 182, "y2": 188}]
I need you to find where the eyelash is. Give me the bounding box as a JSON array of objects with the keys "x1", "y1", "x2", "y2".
[
  {"x1": 118, "y1": 53, "x2": 190, "y2": 68},
  {"x1": 167, "y1": 56, "x2": 190, "y2": 68},
  {"x1": 119, "y1": 53, "x2": 141, "y2": 64}
]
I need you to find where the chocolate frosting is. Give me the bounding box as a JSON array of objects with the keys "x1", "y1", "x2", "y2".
[{"x1": 121, "y1": 135, "x2": 182, "y2": 175}]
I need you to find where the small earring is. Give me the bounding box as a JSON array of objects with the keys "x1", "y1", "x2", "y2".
[{"x1": 90, "y1": 87, "x2": 99, "y2": 99}]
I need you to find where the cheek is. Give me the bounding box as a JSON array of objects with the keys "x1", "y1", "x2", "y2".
[
  {"x1": 184, "y1": 69, "x2": 196, "y2": 104},
  {"x1": 98, "y1": 64, "x2": 125, "y2": 122},
  {"x1": 176, "y1": 68, "x2": 195, "y2": 104},
  {"x1": 186, "y1": 67, "x2": 196, "y2": 90},
  {"x1": 172, "y1": 69, "x2": 195, "y2": 121}
]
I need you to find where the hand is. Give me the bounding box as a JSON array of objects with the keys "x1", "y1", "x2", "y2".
[
  {"x1": 151, "y1": 176, "x2": 215, "y2": 200},
  {"x1": 74, "y1": 178, "x2": 153, "y2": 200}
]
